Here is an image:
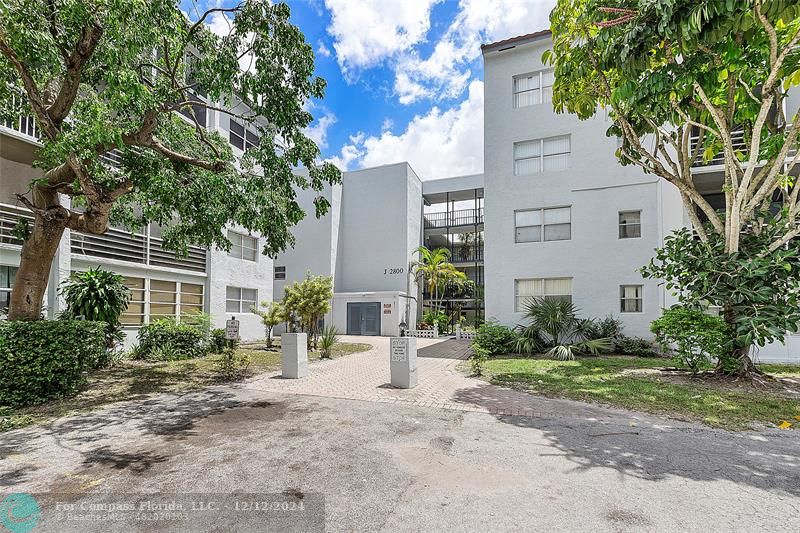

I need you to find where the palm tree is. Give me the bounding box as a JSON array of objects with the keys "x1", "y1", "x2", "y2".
[{"x1": 412, "y1": 246, "x2": 466, "y2": 312}]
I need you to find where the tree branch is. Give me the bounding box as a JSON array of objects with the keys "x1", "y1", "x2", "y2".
[{"x1": 47, "y1": 22, "x2": 104, "y2": 125}]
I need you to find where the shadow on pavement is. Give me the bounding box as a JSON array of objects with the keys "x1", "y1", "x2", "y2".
[{"x1": 453, "y1": 381, "x2": 800, "y2": 497}]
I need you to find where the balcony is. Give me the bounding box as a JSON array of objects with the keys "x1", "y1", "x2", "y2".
[
  {"x1": 424, "y1": 208, "x2": 484, "y2": 229},
  {"x1": 1, "y1": 204, "x2": 207, "y2": 273},
  {"x1": 449, "y1": 245, "x2": 484, "y2": 264},
  {"x1": 690, "y1": 129, "x2": 746, "y2": 167}
]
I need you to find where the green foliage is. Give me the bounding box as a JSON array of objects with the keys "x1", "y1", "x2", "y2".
[
  {"x1": 318, "y1": 325, "x2": 339, "y2": 359},
  {"x1": 251, "y1": 301, "x2": 286, "y2": 347},
  {"x1": 469, "y1": 344, "x2": 490, "y2": 376},
  {"x1": 283, "y1": 274, "x2": 333, "y2": 348},
  {"x1": 209, "y1": 328, "x2": 229, "y2": 354},
  {"x1": 651, "y1": 307, "x2": 728, "y2": 373},
  {"x1": 642, "y1": 226, "x2": 800, "y2": 354},
  {"x1": 422, "y1": 310, "x2": 449, "y2": 333},
  {"x1": 59, "y1": 267, "x2": 130, "y2": 352},
  {"x1": 0, "y1": 320, "x2": 105, "y2": 406},
  {"x1": 412, "y1": 246, "x2": 467, "y2": 311},
  {"x1": 516, "y1": 299, "x2": 612, "y2": 360},
  {"x1": 135, "y1": 319, "x2": 207, "y2": 361},
  {"x1": 214, "y1": 348, "x2": 251, "y2": 381},
  {"x1": 473, "y1": 321, "x2": 517, "y2": 355},
  {"x1": 1, "y1": 0, "x2": 341, "y2": 319},
  {"x1": 615, "y1": 336, "x2": 657, "y2": 357}
]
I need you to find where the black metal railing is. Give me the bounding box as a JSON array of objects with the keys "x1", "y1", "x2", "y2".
[{"x1": 423, "y1": 208, "x2": 483, "y2": 229}]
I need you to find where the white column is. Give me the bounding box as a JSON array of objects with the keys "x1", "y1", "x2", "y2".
[{"x1": 281, "y1": 333, "x2": 308, "y2": 379}]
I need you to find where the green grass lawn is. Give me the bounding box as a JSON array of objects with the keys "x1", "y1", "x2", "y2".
[
  {"x1": 480, "y1": 356, "x2": 800, "y2": 430},
  {"x1": 0, "y1": 341, "x2": 372, "y2": 432}
]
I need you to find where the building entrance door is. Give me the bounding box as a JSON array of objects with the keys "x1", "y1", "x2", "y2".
[{"x1": 346, "y1": 302, "x2": 381, "y2": 335}]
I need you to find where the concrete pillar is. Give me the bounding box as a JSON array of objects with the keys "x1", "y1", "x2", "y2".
[
  {"x1": 281, "y1": 333, "x2": 308, "y2": 379},
  {"x1": 390, "y1": 337, "x2": 418, "y2": 389},
  {"x1": 455, "y1": 324, "x2": 462, "y2": 340},
  {"x1": 433, "y1": 324, "x2": 439, "y2": 338}
]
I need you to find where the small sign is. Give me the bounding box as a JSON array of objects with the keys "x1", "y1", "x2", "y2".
[
  {"x1": 225, "y1": 318, "x2": 240, "y2": 340},
  {"x1": 390, "y1": 338, "x2": 407, "y2": 362},
  {"x1": 383, "y1": 303, "x2": 392, "y2": 315}
]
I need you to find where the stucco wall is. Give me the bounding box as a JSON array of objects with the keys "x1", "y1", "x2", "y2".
[{"x1": 482, "y1": 37, "x2": 684, "y2": 337}]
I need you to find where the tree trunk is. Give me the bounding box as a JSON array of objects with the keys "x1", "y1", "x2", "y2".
[
  {"x1": 7, "y1": 206, "x2": 70, "y2": 321},
  {"x1": 266, "y1": 326, "x2": 273, "y2": 348},
  {"x1": 720, "y1": 303, "x2": 761, "y2": 378}
]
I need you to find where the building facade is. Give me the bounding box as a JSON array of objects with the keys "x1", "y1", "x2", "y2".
[
  {"x1": 481, "y1": 31, "x2": 685, "y2": 339},
  {"x1": 0, "y1": 96, "x2": 274, "y2": 346}
]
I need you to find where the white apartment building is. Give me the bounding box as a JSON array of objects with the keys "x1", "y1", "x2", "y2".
[
  {"x1": 482, "y1": 30, "x2": 685, "y2": 339},
  {"x1": 0, "y1": 95, "x2": 274, "y2": 346},
  {"x1": 2, "y1": 28, "x2": 798, "y2": 363}
]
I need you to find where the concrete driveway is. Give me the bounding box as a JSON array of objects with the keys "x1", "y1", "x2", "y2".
[{"x1": 2, "y1": 338, "x2": 799, "y2": 532}]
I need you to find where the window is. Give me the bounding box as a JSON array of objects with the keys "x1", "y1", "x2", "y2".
[
  {"x1": 149, "y1": 279, "x2": 177, "y2": 320},
  {"x1": 515, "y1": 278, "x2": 572, "y2": 312},
  {"x1": 619, "y1": 210, "x2": 642, "y2": 239},
  {"x1": 0, "y1": 266, "x2": 18, "y2": 312},
  {"x1": 121, "y1": 277, "x2": 145, "y2": 326},
  {"x1": 228, "y1": 230, "x2": 258, "y2": 261},
  {"x1": 620, "y1": 285, "x2": 643, "y2": 313},
  {"x1": 513, "y1": 69, "x2": 554, "y2": 108},
  {"x1": 226, "y1": 286, "x2": 257, "y2": 314},
  {"x1": 274, "y1": 266, "x2": 286, "y2": 280},
  {"x1": 180, "y1": 283, "x2": 204, "y2": 317},
  {"x1": 229, "y1": 119, "x2": 260, "y2": 151},
  {"x1": 514, "y1": 135, "x2": 571, "y2": 175},
  {"x1": 515, "y1": 207, "x2": 571, "y2": 243}
]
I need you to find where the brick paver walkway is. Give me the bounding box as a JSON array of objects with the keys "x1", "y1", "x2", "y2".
[{"x1": 245, "y1": 336, "x2": 629, "y2": 420}]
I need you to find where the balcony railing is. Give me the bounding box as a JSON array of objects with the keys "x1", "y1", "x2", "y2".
[
  {"x1": 690, "y1": 129, "x2": 747, "y2": 167},
  {"x1": 424, "y1": 208, "x2": 484, "y2": 229},
  {"x1": 1, "y1": 204, "x2": 207, "y2": 273},
  {"x1": 448, "y1": 245, "x2": 484, "y2": 263}
]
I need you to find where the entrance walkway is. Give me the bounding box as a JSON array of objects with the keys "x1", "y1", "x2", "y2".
[{"x1": 245, "y1": 336, "x2": 633, "y2": 420}]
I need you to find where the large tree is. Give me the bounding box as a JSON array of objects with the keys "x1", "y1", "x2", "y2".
[
  {"x1": 549, "y1": 0, "x2": 800, "y2": 374},
  {"x1": 0, "y1": 0, "x2": 339, "y2": 320}
]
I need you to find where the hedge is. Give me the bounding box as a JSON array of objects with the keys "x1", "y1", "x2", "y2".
[
  {"x1": 135, "y1": 318, "x2": 207, "y2": 360},
  {"x1": 0, "y1": 320, "x2": 106, "y2": 407}
]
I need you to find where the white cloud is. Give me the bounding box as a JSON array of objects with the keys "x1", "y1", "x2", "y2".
[
  {"x1": 394, "y1": 0, "x2": 554, "y2": 104},
  {"x1": 317, "y1": 40, "x2": 332, "y2": 58},
  {"x1": 323, "y1": 0, "x2": 441, "y2": 75},
  {"x1": 329, "y1": 80, "x2": 484, "y2": 179},
  {"x1": 305, "y1": 112, "x2": 337, "y2": 149}
]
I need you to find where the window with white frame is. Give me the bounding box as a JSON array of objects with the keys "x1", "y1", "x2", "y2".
[
  {"x1": 229, "y1": 119, "x2": 260, "y2": 151},
  {"x1": 179, "y1": 283, "x2": 205, "y2": 317},
  {"x1": 121, "y1": 277, "x2": 145, "y2": 326},
  {"x1": 149, "y1": 279, "x2": 177, "y2": 320},
  {"x1": 226, "y1": 286, "x2": 257, "y2": 313},
  {"x1": 515, "y1": 207, "x2": 571, "y2": 243},
  {"x1": 274, "y1": 266, "x2": 286, "y2": 280},
  {"x1": 514, "y1": 135, "x2": 571, "y2": 175},
  {"x1": 618, "y1": 210, "x2": 642, "y2": 239},
  {"x1": 0, "y1": 265, "x2": 18, "y2": 312},
  {"x1": 228, "y1": 230, "x2": 258, "y2": 261},
  {"x1": 515, "y1": 278, "x2": 573, "y2": 312},
  {"x1": 513, "y1": 69, "x2": 555, "y2": 108},
  {"x1": 620, "y1": 285, "x2": 643, "y2": 313}
]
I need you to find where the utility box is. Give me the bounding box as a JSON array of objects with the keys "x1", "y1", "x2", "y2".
[
  {"x1": 282, "y1": 333, "x2": 308, "y2": 379},
  {"x1": 390, "y1": 337, "x2": 417, "y2": 389}
]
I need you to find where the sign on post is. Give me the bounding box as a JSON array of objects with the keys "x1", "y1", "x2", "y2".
[
  {"x1": 225, "y1": 317, "x2": 240, "y2": 340},
  {"x1": 390, "y1": 337, "x2": 417, "y2": 389}
]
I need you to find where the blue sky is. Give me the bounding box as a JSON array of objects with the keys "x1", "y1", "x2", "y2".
[{"x1": 185, "y1": 0, "x2": 555, "y2": 179}]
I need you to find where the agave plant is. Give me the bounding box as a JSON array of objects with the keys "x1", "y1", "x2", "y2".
[
  {"x1": 515, "y1": 298, "x2": 612, "y2": 360},
  {"x1": 318, "y1": 325, "x2": 339, "y2": 359}
]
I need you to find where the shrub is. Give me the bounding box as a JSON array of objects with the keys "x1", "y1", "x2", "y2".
[
  {"x1": 469, "y1": 344, "x2": 489, "y2": 375},
  {"x1": 59, "y1": 267, "x2": 131, "y2": 357},
  {"x1": 214, "y1": 347, "x2": 251, "y2": 381},
  {"x1": 615, "y1": 336, "x2": 657, "y2": 357},
  {"x1": 135, "y1": 319, "x2": 207, "y2": 361},
  {"x1": 474, "y1": 321, "x2": 517, "y2": 355},
  {"x1": 422, "y1": 310, "x2": 449, "y2": 333},
  {"x1": 583, "y1": 316, "x2": 623, "y2": 344},
  {"x1": 319, "y1": 325, "x2": 339, "y2": 359},
  {"x1": 651, "y1": 306, "x2": 728, "y2": 373},
  {"x1": 515, "y1": 299, "x2": 612, "y2": 360},
  {"x1": 251, "y1": 301, "x2": 285, "y2": 347},
  {"x1": 0, "y1": 320, "x2": 105, "y2": 406},
  {"x1": 209, "y1": 328, "x2": 228, "y2": 354}
]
